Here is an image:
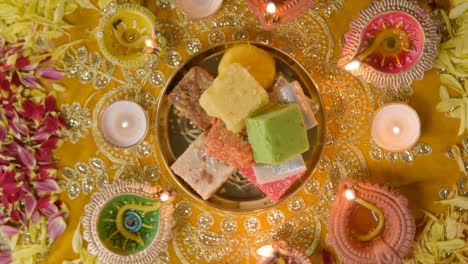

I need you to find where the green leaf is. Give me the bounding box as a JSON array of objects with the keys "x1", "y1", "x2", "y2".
[
  {"x1": 75, "y1": 0, "x2": 99, "y2": 10},
  {"x1": 437, "y1": 196, "x2": 468, "y2": 209}
]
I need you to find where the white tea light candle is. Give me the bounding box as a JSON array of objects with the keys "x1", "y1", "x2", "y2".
[
  {"x1": 371, "y1": 103, "x2": 420, "y2": 152},
  {"x1": 175, "y1": 0, "x2": 223, "y2": 19},
  {"x1": 99, "y1": 100, "x2": 148, "y2": 148}
]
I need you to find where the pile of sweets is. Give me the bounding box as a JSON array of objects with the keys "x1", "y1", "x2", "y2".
[{"x1": 170, "y1": 44, "x2": 319, "y2": 201}]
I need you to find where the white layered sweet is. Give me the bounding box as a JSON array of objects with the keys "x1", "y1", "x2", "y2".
[
  {"x1": 253, "y1": 155, "x2": 306, "y2": 184},
  {"x1": 269, "y1": 79, "x2": 318, "y2": 130}
]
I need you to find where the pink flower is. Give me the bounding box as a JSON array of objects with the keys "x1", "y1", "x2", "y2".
[
  {"x1": 20, "y1": 73, "x2": 40, "y2": 88},
  {"x1": 322, "y1": 249, "x2": 335, "y2": 264},
  {"x1": 17, "y1": 145, "x2": 36, "y2": 168},
  {"x1": 0, "y1": 225, "x2": 20, "y2": 236},
  {"x1": 0, "y1": 40, "x2": 68, "y2": 256},
  {"x1": 47, "y1": 216, "x2": 66, "y2": 244},
  {"x1": 0, "y1": 42, "x2": 63, "y2": 89},
  {"x1": 0, "y1": 250, "x2": 12, "y2": 264},
  {"x1": 34, "y1": 179, "x2": 58, "y2": 196},
  {"x1": 38, "y1": 67, "x2": 63, "y2": 80}
]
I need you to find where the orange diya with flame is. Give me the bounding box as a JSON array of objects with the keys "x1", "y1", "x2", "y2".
[
  {"x1": 339, "y1": 0, "x2": 439, "y2": 88},
  {"x1": 246, "y1": 0, "x2": 319, "y2": 30},
  {"x1": 326, "y1": 179, "x2": 415, "y2": 264}
]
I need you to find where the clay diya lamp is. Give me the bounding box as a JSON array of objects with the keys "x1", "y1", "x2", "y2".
[
  {"x1": 97, "y1": 4, "x2": 167, "y2": 67},
  {"x1": 256, "y1": 240, "x2": 312, "y2": 264},
  {"x1": 339, "y1": 0, "x2": 439, "y2": 88},
  {"x1": 82, "y1": 181, "x2": 176, "y2": 264},
  {"x1": 246, "y1": 0, "x2": 319, "y2": 30},
  {"x1": 326, "y1": 179, "x2": 415, "y2": 264}
]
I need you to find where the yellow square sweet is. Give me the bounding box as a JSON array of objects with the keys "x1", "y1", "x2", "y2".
[{"x1": 199, "y1": 63, "x2": 269, "y2": 133}]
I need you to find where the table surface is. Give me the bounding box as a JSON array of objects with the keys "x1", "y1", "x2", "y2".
[{"x1": 29, "y1": 0, "x2": 462, "y2": 263}]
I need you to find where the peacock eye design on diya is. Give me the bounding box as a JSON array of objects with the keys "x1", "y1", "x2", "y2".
[
  {"x1": 97, "y1": 4, "x2": 167, "y2": 67},
  {"x1": 82, "y1": 181, "x2": 175, "y2": 264},
  {"x1": 339, "y1": 0, "x2": 440, "y2": 88}
]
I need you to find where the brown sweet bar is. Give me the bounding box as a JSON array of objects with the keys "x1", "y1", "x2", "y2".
[{"x1": 168, "y1": 66, "x2": 214, "y2": 130}]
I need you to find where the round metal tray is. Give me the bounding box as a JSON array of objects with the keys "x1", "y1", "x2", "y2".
[{"x1": 156, "y1": 41, "x2": 326, "y2": 212}]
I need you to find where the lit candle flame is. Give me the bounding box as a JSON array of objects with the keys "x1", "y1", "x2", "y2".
[
  {"x1": 145, "y1": 38, "x2": 155, "y2": 48},
  {"x1": 257, "y1": 245, "x2": 275, "y2": 257},
  {"x1": 392, "y1": 126, "x2": 400, "y2": 135},
  {"x1": 121, "y1": 121, "x2": 129, "y2": 128},
  {"x1": 345, "y1": 58, "x2": 361, "y2": 71},
  {"x1": 266, "y1": 1, "x2": 276, "y2": 14},
  {"x1": 160, "y1": 192, "x2": 170, "y2": 202},
  {"x1": 345, "y1": 189, "x2": 356, "y2": 200}
]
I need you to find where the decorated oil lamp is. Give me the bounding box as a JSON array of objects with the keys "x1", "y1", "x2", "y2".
[
  {"x1": 327, "y1": 179, "x2": 415, "y2": 264},
  {"x1": 97, "y1": 4, "x2": 167, "y2": 67},
  {"x1": 339, "y1": 0, "x2": 439, "y2": 88},
  {"x1": 256, "y1": 240, "x2": 311, "y2": 264},
  {"x1": 82, "y1": 181, "x2": 176, "y2": 264},
  {"x1": 246, "y1": 0, "x2": 318, "y2": 30}
]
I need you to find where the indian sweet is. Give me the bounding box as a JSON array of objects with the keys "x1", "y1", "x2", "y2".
[
  {"x1": 199, "y1": 63, "x2": 269, "y2": 133},
  {"x1": 218, "y1": 44, "x2": 276, "y2": 89},
  {"x1": 272, "y1": 75, "x2": 289, "y2": 90},
  {"x1": 206, "y1": 118, "x2": 254, "y2": 168},
  {"x1": 246, "y1": 104, "x2": 309, "y2": 165},
  {"x1": 168, "y1": 66, "x2": 214, "y2": 130},
  {"x1": 270, "y1": 80, "x2": 318, "y2": 130},
  {"x1": 171, "y1": 134, "x2": 236, "y2": 200},
  {"x1": 253, "y1": 155, "x2": 306, "y2": 184},
  {"x1": 239, "y1": 167, "x2": 304, "y2": 201}
]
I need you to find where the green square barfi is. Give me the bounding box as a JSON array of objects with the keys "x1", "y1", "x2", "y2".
[{"x1": 246, "y1": 104, "x2": 309, "y2": 165}]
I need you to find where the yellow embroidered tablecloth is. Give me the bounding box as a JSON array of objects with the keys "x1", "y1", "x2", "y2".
[{"x1": 36, "y1": 0, "x2": 463, "y2": 263}]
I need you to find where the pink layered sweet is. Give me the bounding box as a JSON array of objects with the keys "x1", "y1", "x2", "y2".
[{"x1": 239, "y1": 167, "x2": 304, "y2": 201}]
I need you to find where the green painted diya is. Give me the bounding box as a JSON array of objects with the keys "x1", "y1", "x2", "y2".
[
  {"x1": 97, "y1": 4, "x2": 167, "y2": 67},
  {"x1": 82, "y1": 181, "x2": 175, "y2": 263}
]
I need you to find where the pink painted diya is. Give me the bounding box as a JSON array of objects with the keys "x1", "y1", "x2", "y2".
[
  {"x1": 326, "y1": 179, "x2": 415, "y2": 264},
  {"x1": 339, "y1": 0, "x2": 439, "y2": 88},
  {"x1": 246, "y1": 0, "x2": 319, "y2": 30}
]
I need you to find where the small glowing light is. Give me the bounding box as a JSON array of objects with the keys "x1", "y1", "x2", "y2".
[
  {"x1": 257, "y1": 245, "x2": 275, "y2": 257},
  {"x1": 345, "y1": 190, "x2": 356, "y2": 200},
  {"x1": 345, "y1": 59, "x2": 361, "y2": 71},
  {"x1": 160, "y1": 193, "x2": 170, "y2": 202},
  {"x1": 145, "y1": 38, "x2": 155, "y2": 48},
  {"x1": 266, "y1": 1, "x2": 276, "y2": 14},
  {"x1": 392, "y1": 126, "x2": 400, "y2": 135},
  {"x1": 121, "y1": 121, "x2": 129, "y2": 128}
]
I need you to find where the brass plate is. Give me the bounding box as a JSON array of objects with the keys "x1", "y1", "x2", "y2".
[{"x1": 156, "y1": 41, "x2": 326, "y2": 212}]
